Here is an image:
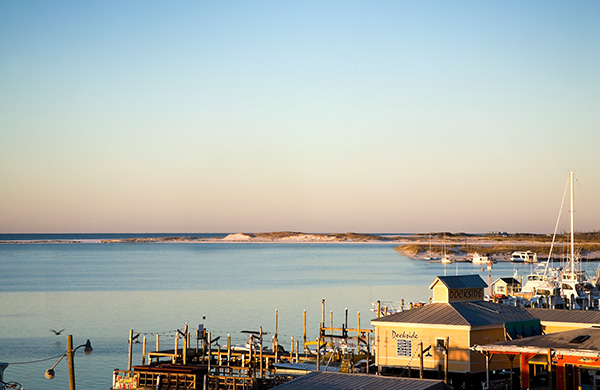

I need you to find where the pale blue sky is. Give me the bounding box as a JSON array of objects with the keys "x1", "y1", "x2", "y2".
[{"x1": 1, "y1": 1, "x2": 599, "y2": 233}]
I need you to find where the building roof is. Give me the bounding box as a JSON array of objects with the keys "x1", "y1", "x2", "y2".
[
  {"x1": 525, "y1": 308, "x2": 600, "y2": 325},
  {"x1": 473, "y1": 326, "x2": 600, "y2": 357},
  {"x1": 429, "y1": 275, "x2": 488, "y2": 290},
  {"x1": 271, "y1": 371, "x2": 445, "y2": 390},
  {"x1": 372, "y1": 301, "x2": 536, "y2": 327},
  {"x1": 493, "y1": 277, "x2": 520, "y2": 285}
]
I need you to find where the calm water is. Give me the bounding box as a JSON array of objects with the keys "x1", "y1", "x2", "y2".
[{"x1": 1, "y1": 236, "x2": 593, "y2": 389}]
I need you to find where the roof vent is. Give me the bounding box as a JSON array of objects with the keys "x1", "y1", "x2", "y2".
[{"x1": 569, "y1": 335, "x2": 590, "y2": 344}]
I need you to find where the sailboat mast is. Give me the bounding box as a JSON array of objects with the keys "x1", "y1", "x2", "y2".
[{"x1": 569, "y1": 170, "x2": 575, "y2": 274}]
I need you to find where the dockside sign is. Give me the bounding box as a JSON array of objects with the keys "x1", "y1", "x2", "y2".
[
  {"x1": 449, "y1": 288, "x2": 483, "y2": 301},
  {"x1": 391, "y1": 330, "x2": 418, "y2": 340}
]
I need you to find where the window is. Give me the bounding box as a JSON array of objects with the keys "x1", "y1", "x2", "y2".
[
  {"x1": 396, "y1": 339, "x2": 412, "y2": 357},
  {"x1": 436, "y1": 338, "x2": 447, "y2": 352}
]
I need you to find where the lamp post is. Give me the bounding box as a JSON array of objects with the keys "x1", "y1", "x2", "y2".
[{"x1": 45, "y1": 335, "x2": 93, "y2": 390}]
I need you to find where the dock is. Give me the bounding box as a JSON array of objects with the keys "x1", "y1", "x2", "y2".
[{"x1": 112, "y1": 303, "x2": 375, "y2": 389}]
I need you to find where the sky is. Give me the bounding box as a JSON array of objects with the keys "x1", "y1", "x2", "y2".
[{"x1": 1, "y1": 1, "x2": 599, "y2": 234}]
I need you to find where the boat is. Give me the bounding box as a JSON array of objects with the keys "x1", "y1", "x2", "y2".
[
  {"x1": 510, "y1": 171, "x2": 596, "y2": 310},
  {"x1": 370, "y1": 300, "x2": 403, "y2": 316},
  {"x1": 557, "y1": 171, "x2": 598, "y2": 308},
  {"x1": 510, "y1": 251, "x2": 537, "y2": 263},
  {"x1": 424, "y1": 233, "x2": 438, "y2": 260},
  {"x1": 470, "y1": 253, "x2": 489, "y2": 264},
  {"x1": 440, "y1": 234, "x2": 452, "y2": 264}
]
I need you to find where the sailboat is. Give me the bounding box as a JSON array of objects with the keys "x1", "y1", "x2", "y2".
[
  {"x1": 557, "y1": 171, "x2": 597, "y2": 308},
  {"x1": 440, "y1": 235, "x2": 452, "y2": 264},
  {"x1": 424, "y1": 233, "x2": 438, "y2": 261}
]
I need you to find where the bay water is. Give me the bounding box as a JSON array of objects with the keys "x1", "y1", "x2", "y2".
[{"x1": 0, "y1": 235, "x2": 580, "y2": 389}]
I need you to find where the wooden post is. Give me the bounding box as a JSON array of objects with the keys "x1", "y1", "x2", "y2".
[
  {"x1": 357, "y1": 312, "x2": 361, "y2": 351},
  {"x1": 227, "y1": 334, "x2": 231, "y2": 364},
  {"x1": 303, "y1": 310, "x2": 307, "y2": 354},
  {"x1": 295, "y1": 340, "x2": 299, "y2": 362},
  {"x1": 249, "y1": 336, "x2": 254, "y2": 378},
  {"x1": 207, "y1": 332, "x2": 211, "y2": 371},
  {"x1": 548, "y1": 348, "x2": 553, "y2": 390},
  {"x1": 174, "y1": 333, "x2": 179, "y2": 364},
  {"x1": 67, "y1": 335, "x2": 76, "y2": 390},
  {"x1": 202, "y1": 329, "x2": 206, "y2": 362},
  {"x1": 291, "y1": 336, "x2": 294, "y2": 362},
  {"x1": 142, "y1": 336, "x2": 147, "y2": 365},
  {"x1": 321, "y1": 299, "x2": 325, "y2": 329},
  {"x1": 259, "y1": 327, "x2": 263, "y2": 379},
  {"x1": 367, "y1": 330, "x2": 371, "y2": 374},
  {"x1": 156, "y1": 334, "x2": 160, "y2": 364},
  {"x1": 444, "y1": 337, "x2": 449, "y2": 384},
  {"x1": 218, "y1": 337, "x2": 222, "y2": 366},
  {"x1": 344, "y1": 308, "x2": 348, "y2": 329},
  {"x1": 316, "y1": 337, "x2": 320, "y2": 371},
  {"x1": 128, "y1": 330, "x2": 133, "y2": 371},
  {"x1": 275, "y1": 309, "x2": 279, "y2": 342},
  {"x1": 183, "y1": 324, "x2": 188, "y2": 365},
  {"x1": 419, "y1": 342, "x2": 424, "y2": 379},
  {"x1": 508, "y1": 354, "x2": 515, "y2": 390},
  {"x1": 330, "y1": 311, "x2": 333, "y2": 335}
]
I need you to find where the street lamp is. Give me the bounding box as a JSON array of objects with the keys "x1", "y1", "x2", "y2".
[{"x1": 45, "y1": 335, "x2": 92, "y2": 390}]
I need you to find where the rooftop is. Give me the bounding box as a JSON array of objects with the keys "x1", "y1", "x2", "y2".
[
  {"x1": 429, "y1": 275, "x2": 488, "y2": 290},
  {"x1": 473, "y1": 326, "x2": 600, "y2": 356},
  {"x1": 372, "y1": 301, "x2": 536, "y2": 327},
  {"x1": 271, "y1": 371, "x2": 445, "y2": 390}
]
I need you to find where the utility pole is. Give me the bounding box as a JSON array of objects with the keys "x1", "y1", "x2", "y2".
[{"x1": 67, "y1": 335, "x2": 76, "y2": 390}]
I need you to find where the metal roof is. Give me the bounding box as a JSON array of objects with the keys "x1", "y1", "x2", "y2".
[
  {"x1": 428, "y1": 275, "x2": 488, "y2": 290},
  {"x1": 271, "y1": 371, "x2": 446, "y2": 390},
  {"x1": 525, "y1": 308, "x2": 600, "y2": 325},
  {"x1": 493, "y1": 277, "x2": 520, "y2": 285},
  {"x1": 473, "y1": 326, "x2": 600, "y2": 357},
  {"x1": 372, "y1": 301, "x2": 536, "y2": 327}
]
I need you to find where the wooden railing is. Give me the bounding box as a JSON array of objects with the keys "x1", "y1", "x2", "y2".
[{"x1": 113, "y1": 369, "x2": 197, "y2": 389}]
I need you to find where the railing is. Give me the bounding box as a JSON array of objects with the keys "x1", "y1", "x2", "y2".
[
  {"x1": 206, "y1": 375, "x2": 254, "y2": 390},
  {"x1": 113, "y1": 370, "x2": 197, "y2": 390}
]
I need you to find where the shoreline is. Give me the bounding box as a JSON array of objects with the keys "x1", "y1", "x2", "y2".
[{"x1": 2, "y1": 231, "x2": 599, "y2": 262}]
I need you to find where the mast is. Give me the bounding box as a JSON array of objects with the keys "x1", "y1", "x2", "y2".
[{"x1": 569, "y1": 170, "x2": 575, "y2": 274}]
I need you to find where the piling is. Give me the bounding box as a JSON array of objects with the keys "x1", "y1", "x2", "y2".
[
  {"x1": 303, "y1": 310, "x2": 307, "y2": 354},
  {"x1": 227, "y1": 334, "x2": 231, "y2": 364},
  {"x1": 128, "y1": 329, "x2": 133, "y2": 371},
  {"x1": 142, "y1": 336, "x2": 146, "y2": 365}
]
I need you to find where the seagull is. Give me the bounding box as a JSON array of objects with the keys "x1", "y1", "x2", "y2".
[{"x1": 50, "y1": 329, "x2": 65, "y2": 335}]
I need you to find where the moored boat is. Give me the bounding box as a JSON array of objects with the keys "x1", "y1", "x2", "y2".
[{"x1": 510, "y1": 251, "x2": 537, "y2": 263}]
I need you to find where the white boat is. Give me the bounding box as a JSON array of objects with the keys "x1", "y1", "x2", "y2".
[
  {"x1": 557, "y1": 171, "x2": 598, "y2": 308},
  {"x1": 371, "y1": 300, "x2": 403, "y2": 316},
  {"x1": 510, "y1": 251, "x2": 537, "y2": 263},
  {"x1": 440, "y1": 234, "x2": 452, "y2": 263},
  {"x1": 519, "y1": 263, "x2": 560, "y2": 296},
  {"x1": 470, "y1": 253, "x2": 489, "y2": 264}
]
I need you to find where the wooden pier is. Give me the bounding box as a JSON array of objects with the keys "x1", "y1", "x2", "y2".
[{"x1": 112, "y1": 302, "x2": 375, "y2": 389}]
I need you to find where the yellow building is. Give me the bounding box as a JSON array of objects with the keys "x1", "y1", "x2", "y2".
[
  {"x1": 372, "y1": 275, "x2": 540, "y2": 385},
  {"x1": 491, "y1": 277, "x2": 521, "y2": 296},
  {"x1": 525, "y1": 307, "x2": 600, "y2": 333}
]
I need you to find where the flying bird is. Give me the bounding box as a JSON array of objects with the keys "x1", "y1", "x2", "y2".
[{"x1": 50, "y1": 329, "x2": 65, "y2": 335}]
